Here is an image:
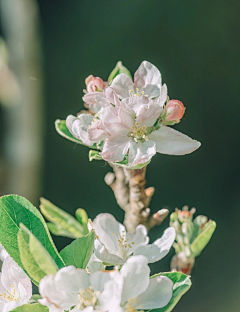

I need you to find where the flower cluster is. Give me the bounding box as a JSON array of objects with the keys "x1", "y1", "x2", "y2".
[
  {"x1": 66, "y1": 61, "x2": 201, "y2": 167},
  {"x1": 39, "y1": 256, "x2": 173, "y2": 312}
]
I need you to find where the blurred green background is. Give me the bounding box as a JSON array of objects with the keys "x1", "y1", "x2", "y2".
[{"x1": 1, "y1": 0, "x2": 240, "y2": 311}]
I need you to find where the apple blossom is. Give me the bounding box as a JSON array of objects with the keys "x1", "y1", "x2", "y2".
[
  {"x1": 92, "y1": 213, "x2": 175, "y2": 266},
  {"x1": 99, "y1": 99, "x2": 200, "y2": 166},
  {"x1": 0, "y1": 256, "x2": 32, "y2": 312},
  {"x1": 39, "y1": 265, "x2": 122, "y2": 312},
  {"x1": 116, "y1": 256, "x2": 173, "y2": 312}
]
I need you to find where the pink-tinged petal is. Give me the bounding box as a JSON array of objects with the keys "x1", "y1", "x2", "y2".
[
  {"x1": 135, "y1": 275, "x2": 173, "y2": 310},
  {"x1": 101, "y1": 136, "x2": 130, "y2": 163},
  {"x1": 120, "y1": 256, "x2": 150, "y2": 305},
  {"x1": 133, "y1": 227, "x2": 176, "y2": 263},
  {"x1": 134, "y1": 61, "x2": 161, "y2": 98},
  {"x1": 135, "y1": 104, "x2": 162, "y2": 127},
  {"x1": 148, "y1": 126, "x2": 201, "y2": 155},
  {"x1": 94, "y1": 240, "x2": 125, "y2": 266},
  {"x1": 83, "y1": 92, "x2": 100, "y2": 105},
  {"x1": 102, "y1": 107, "x2": 131, "y2": 136},
  {"x1": 121, "y1": 96, "x2": 149, "y2": 114},
  {"x1": 128, "y1": 140, "x2": 156, "y2": 167},
  {"x1": 95, "y1": 94, "x2": 111, "y2": 108},
  {"x1": 104, "y1": 87, "x2": 121, "y2": 107},
  {"x1": 110, "y1": 73, "x2": 134, "y2": 99},
  {"x1": 118, "y1": 108, "x2": 134, "y2": 129},
  {"x1": 88, "y1": 120, "x2": 109, "y2": 142}
]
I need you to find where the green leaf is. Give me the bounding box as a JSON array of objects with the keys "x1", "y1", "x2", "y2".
[
  {"x1": 55, "y1": 119, "x2": 98, "y2": 149},
  {"x1": 18, "y1": 224, "x2": 58, "y2": 284},
  {"x1": 191, "y1": 220, "x2": 216, "y2": 256},
  {"x1": 75, "y1": 208, "x2": 89, "y2": 235},
  {"x1": 40, "y1": 197, "x2": 85, "y2": 239},
  {"x1": 108, "y1": 61, "x2": 133, "y2": 83},
  {"x1": 0, "y1": 195, "x2": 65, "y2": 273},
  {"x1": 89, "y1": 150, "x2": 103, "y2": 161},
  {"x1": 60, "y1": 230, "x2": 95, "y2": 269},
  {"x1": 148, "y1": 272, "x2": 191, "y2": 312},
  {"x1": 11, "y1": 303, "x2": 49, "y2": 312}
]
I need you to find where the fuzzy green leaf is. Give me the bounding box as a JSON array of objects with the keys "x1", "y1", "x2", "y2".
[
  {"x1": 60, "y1": 230, "x2": 95, "y2": 269},
  {"x1": 191, "y1": 220, "x2": 216, "y2": 256},
  {"x1": 55, "y1": 119, "x2": 98, "y2": 149},
  {"x1": 18, "y1": 224, "x2": 58, "y2": 284},
  {"x1": 108, "y1": 61, "x2": 132, "y2": 83},
  {"x1": 40, "y1": 197, "x2": 85, "y2": 239},
  {"x1": 148, "y1": 272, "x2": 191, "y2": 312},
  {"x1": 11, "y1": 303, "x2": 49, "y2": 312},
  {"x1": 0, "y1": 195, "x2": 65, "y2": 272}
]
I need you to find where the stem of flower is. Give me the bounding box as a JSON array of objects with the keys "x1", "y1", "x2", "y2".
[{"x1": 105, "y1": 165, "x2": 169, "y2": 232}]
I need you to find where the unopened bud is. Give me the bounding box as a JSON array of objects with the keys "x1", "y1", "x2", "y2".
[
  {"x1": 85, "y1": 75, "x2": 105, "y2": 93},
  {"x1": 162, "y1": 100, "x2": 185, "y2": 124}
]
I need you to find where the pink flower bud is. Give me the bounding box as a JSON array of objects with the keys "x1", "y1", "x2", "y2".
[
  {"x1": 85, "y1": 75, "x2": 105, "y2": 93},
  {"x1": 165, "y1": 100, "x2": 185, "y2": 123}
]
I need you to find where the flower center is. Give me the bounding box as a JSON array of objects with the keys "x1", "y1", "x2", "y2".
[
  {"x1": 78, "y1": 286, "x2": 101, "y2": 310},
  {"x1": 0, "y1": 284, "x2": 20, "y2": 302},
  {"x1": 129, "y1": 88, "x2": 148, "y2": 98},
  {"x1": 129, "y1": 123, "x2": 148, "y2": 142},
  {"x1": 114, "y1": 230, "x2": 135, "y2": 260}
]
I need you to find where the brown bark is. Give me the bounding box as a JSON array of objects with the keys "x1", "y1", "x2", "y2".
[{"x1": 105, "y1": 165, "x2": 169, "y2": 232}]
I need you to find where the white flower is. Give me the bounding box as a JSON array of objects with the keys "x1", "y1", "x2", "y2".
[
  {"x1": 39, "y1": 265, "x2": 122, "y2": 312},
  {"x1": 110, "y1": 60, "x2": 167, "y2": 102},
  {"x1": 87, "y1": 254, "x2": 105, "y2": 274},
  {"x1": 0, "y1": 256, "x2": 32, "y2": 312},
  {"x1": 92, "y1": 213, "x2": 175, "y2": 266},
  {"x1": 116, "y1": 255, "x2": 173, "y2": 312}
]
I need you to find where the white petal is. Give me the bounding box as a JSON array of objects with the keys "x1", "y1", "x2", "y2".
[
  {"x1": 133, "y1": 227, "x2": 175, "y2": 263},
  {"x1": 99, "y1": 274, "x2": 123, "y2": 312},
  {"x1": 110, "y1": 73, "x2": 134, "y2": 99},
  {"x1": 134, "y1": 61, "x2": 161, "y2": 98},
  {"x1": 93, "y1": 214, "x2": 125, "y2": 254},
  {"x1": 0, "y1": 244, "x2": 8, "y2": 262},
  {"x1": 118, "y1": 108, "x2": 134, "y2": 130},
  {"x1": 2, "y1": 301, "x2": 22, "y2": 312},
  {"x1": 154, "y1": 83, "x2": 168, "y2": 107},
  {"x1": 77, "y1": 114, "x2": 95, "y2": 131},
  {"x1": 135, "y1": 103, "x2": 162, "y2": 127},
  {"x1": 148, "y1": 126, "x2": 201, "y2": 155},
  {"x1": 1, "y1": 256, "x2": 32, "y2": 301},
  {"x1": 126, "y1": 225, "x2": 149, "y2": 256},
  {"x1": 90, "y1": 270, "x2": 118, "y2": 292},
  {"x1": 135, "y1": 275, "x2": 173, "y2": 309},
  {"x1": 94, "y1": 240, "x2": 125, "y2": 266},
  {"x1": 101, "y1": 136, "x2": 130, "y2": 163},
  {"x1": 39, "y1": 266, "x2": 89, "y2": 310},
  {"x1": 120, "y1": 255, "x2": 150, "y2": 305},
  {"x1": 103, "y1": 87, "x2": 121, "y2": 107},
  {"x1": 87, "y1": 254, "x2": 105, "y2": 274},
  {"x1": 88, "y1": 120, "x2": 109, "y2": 142},
  {"x1": 128, "y1": 140, "x2": 156, "y2": 167}
]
